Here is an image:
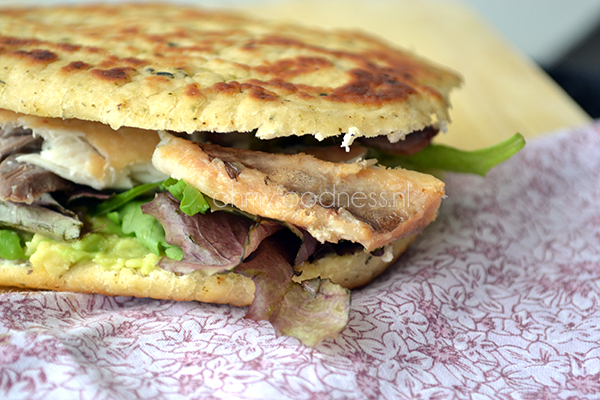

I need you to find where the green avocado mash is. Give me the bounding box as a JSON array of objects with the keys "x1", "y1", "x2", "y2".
[{"x1": 25, "y1": 232, "x2": 160, "y2": 277}]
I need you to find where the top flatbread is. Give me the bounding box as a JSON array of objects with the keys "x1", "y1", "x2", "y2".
[{"x1": 0, "y1": 3, "x2": 460, "y2": 141}]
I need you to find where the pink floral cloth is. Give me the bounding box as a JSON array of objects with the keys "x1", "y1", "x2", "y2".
[{"x1": 1, "y1": 123, "x2": 600, "y2": 400}]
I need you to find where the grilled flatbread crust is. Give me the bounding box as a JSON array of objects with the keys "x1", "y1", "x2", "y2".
[
  {"x1": 0, "y1": 235, "x2": 415, "y2": 305},
  {"x1": 0, "y1": 3, "x2": 460, "y2": 141}
]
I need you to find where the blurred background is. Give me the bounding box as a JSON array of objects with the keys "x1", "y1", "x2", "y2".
[
  {"x1": 462, "y1": 0, "x2": 600, "y2": 119},
  {"x1": 1, "y1": 0, "x2": 599, "y2": 119}
]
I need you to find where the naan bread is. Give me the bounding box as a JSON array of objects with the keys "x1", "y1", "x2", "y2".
[{"x1": 0, "y1": 3, "x2": 460, "y2": 141}]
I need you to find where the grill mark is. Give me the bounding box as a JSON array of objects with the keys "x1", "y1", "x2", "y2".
[
  {"x1": 254, "y1": 56, "x2": 334, "y2": 79},
  {"x1": 9, "y1": 49, "x2": 58, "y2": 64},
  {"x1": 208, "y1": 81, "x2": 277, "y2": 101},
  {"x1": 61, "y1": 60, "x2": 92, "y2": 73},
  {"x1": 243, "y1": 36, "x2": 443, "y2": 105},
  {"x1": 184, "y1": 83, "x2": 202, "y2": 97},
  {"x1": 90, "y1": 67, "x2": 134, "y2": 82}
]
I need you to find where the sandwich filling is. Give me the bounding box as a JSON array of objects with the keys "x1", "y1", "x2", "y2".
[
  {"x1": 0, "y1": 108, "x2": 524, "y2": 346},
  {"x1": 0, "y1": 110, "x2": 445, "y2": 346}
]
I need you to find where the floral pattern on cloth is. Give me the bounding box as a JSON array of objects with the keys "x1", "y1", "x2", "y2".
[{"x1": 1, "y1": 123, "x2": 600, "y2": 400}]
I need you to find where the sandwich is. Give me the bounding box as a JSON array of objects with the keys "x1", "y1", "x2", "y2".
[{"x1": 0, "y1": 3, "x2": 524, "y2": 346}]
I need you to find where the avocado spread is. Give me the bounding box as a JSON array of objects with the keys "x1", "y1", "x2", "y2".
[{"x1": 25, "y1": 232, "x2": 160, "y2": 278}]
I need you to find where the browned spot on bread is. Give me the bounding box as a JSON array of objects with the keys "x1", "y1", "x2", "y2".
[
  {"x1": 0, "y1": 36, "x2": 84, "y2": 56},
  {"x1": 254, "y1": 56, "x2": 333, "y2": 79},
  {"x1": 84, "y1": 46, "x2": 103, "y2": 54},
  {"x1": 245, "y1": 78, "x2": 330, "y2": 99},
  {"x1": 61, "y1": 60, "x2": 92, "y2": 73},
  {"x1": 247, "y1": 36, "x2": 443, "y2": 105},
  {"x1": 146, "y1": 28, "x2": 238, "y2": 51},
  {"x1": 328, "y1": 68, "x2": 418, "y2": 105},
  {"x1": 55, "y1": 43, "x2": 81, "y2": 52},
  {"x1": 98, "y1": 55, "x2": 146, "y2": 68},
  {"x1": 90, "y1": 67, "x2": 134, "y2": 82},
  {"x1": 10, "y1": 49, "x2": 58, "y2": 64},
  {"x1": 297, "y1": 91, "x2": 314, "y2": 100},
  {"x1": 144, "y1": 75, "x2": 171, "y2": 85},
  {"x1": 120, "y1": 26, "x2": 139, "y2": 35},
  {"x1": 210, "y1": 82, "x2": 238, "y2": 95},
  {"x1": 250, "y1": 36, "x2": 306, "y2": 50},
  {"x1": 0, "y1": 36, "x2": 42, "y2": 47},
  {"x1": 296, "y1": 83, "x2": 330, "y2": 96},
  {"x1": 121, "y1": 57, "x2": 147, "y2": 67},
  {"x1": 163, "y1": 44, "x2": 214, "y2": 54},
  {"x1": 261, "y1": 78, "x2": 298, "y2": 95},
  {"x1": 0, "y1": 35, "x2": 111, "y2": 62},
  {"x1": 184, "y1": 83, "x2": 202, "y2": 97},
  {"x1": 209, "y1": 81, "x2": 277, "y2": 101},
  {"x1": 97, "y1": 56, "x2": 117, "y2": 68}
]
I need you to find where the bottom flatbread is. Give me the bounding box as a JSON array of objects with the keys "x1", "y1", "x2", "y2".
[{"x1": 0, "y1": 235, "x2": 415, "y2": 305}]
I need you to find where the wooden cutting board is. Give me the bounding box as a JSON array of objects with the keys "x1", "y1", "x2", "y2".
[{"x1": 240, "y1": 0, "x2": 592, "y2": 149}]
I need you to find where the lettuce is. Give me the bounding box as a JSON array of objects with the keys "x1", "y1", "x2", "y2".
[
  {"x1": 141, "y1": 193, "x2": 281, "y2": 274},
  {"x1": 92, "y1": 182, "x2": 162, "y2": 216},
  {"x1": 162, "y1": 178, "x2": 209, "y2": 216},
  {"x1": 111, "y1": 199, "x2": 183, "y2": 260},
  {"x1": 236, "y1": 236, "x2": 350, "y2": 347},
  {"x1": 373, "y1": 133, "x2": 526, "y2": 176},
  {"x1": 90, "y1": 178, "x2": 209, "y2": 260},
  {"x1": 0, "y1": 229, "x2": 26, "y2": 260},
  {"x1": 92, "y1": 178, "x2": 208, "y2": 219}
]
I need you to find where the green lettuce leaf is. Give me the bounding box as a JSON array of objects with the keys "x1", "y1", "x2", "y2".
[
  {"x1": 92, "y1": 182, "x2": 162, "y2": 216},
  {"x1": 373, "y1": 133, "x2": 526, "y2": 176},
  {"x1": 162, "y1": 178, "x2": 209, "y2": 216},
  {"x1": 118, "y1": 199, "x2": 183, "y2": 260},
  {"x1": 0, "y1": 229, "x2": 26, "y2": 260},
  {"x1": 89, "y1": 178, "x2": 209, "y2": 259}
]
